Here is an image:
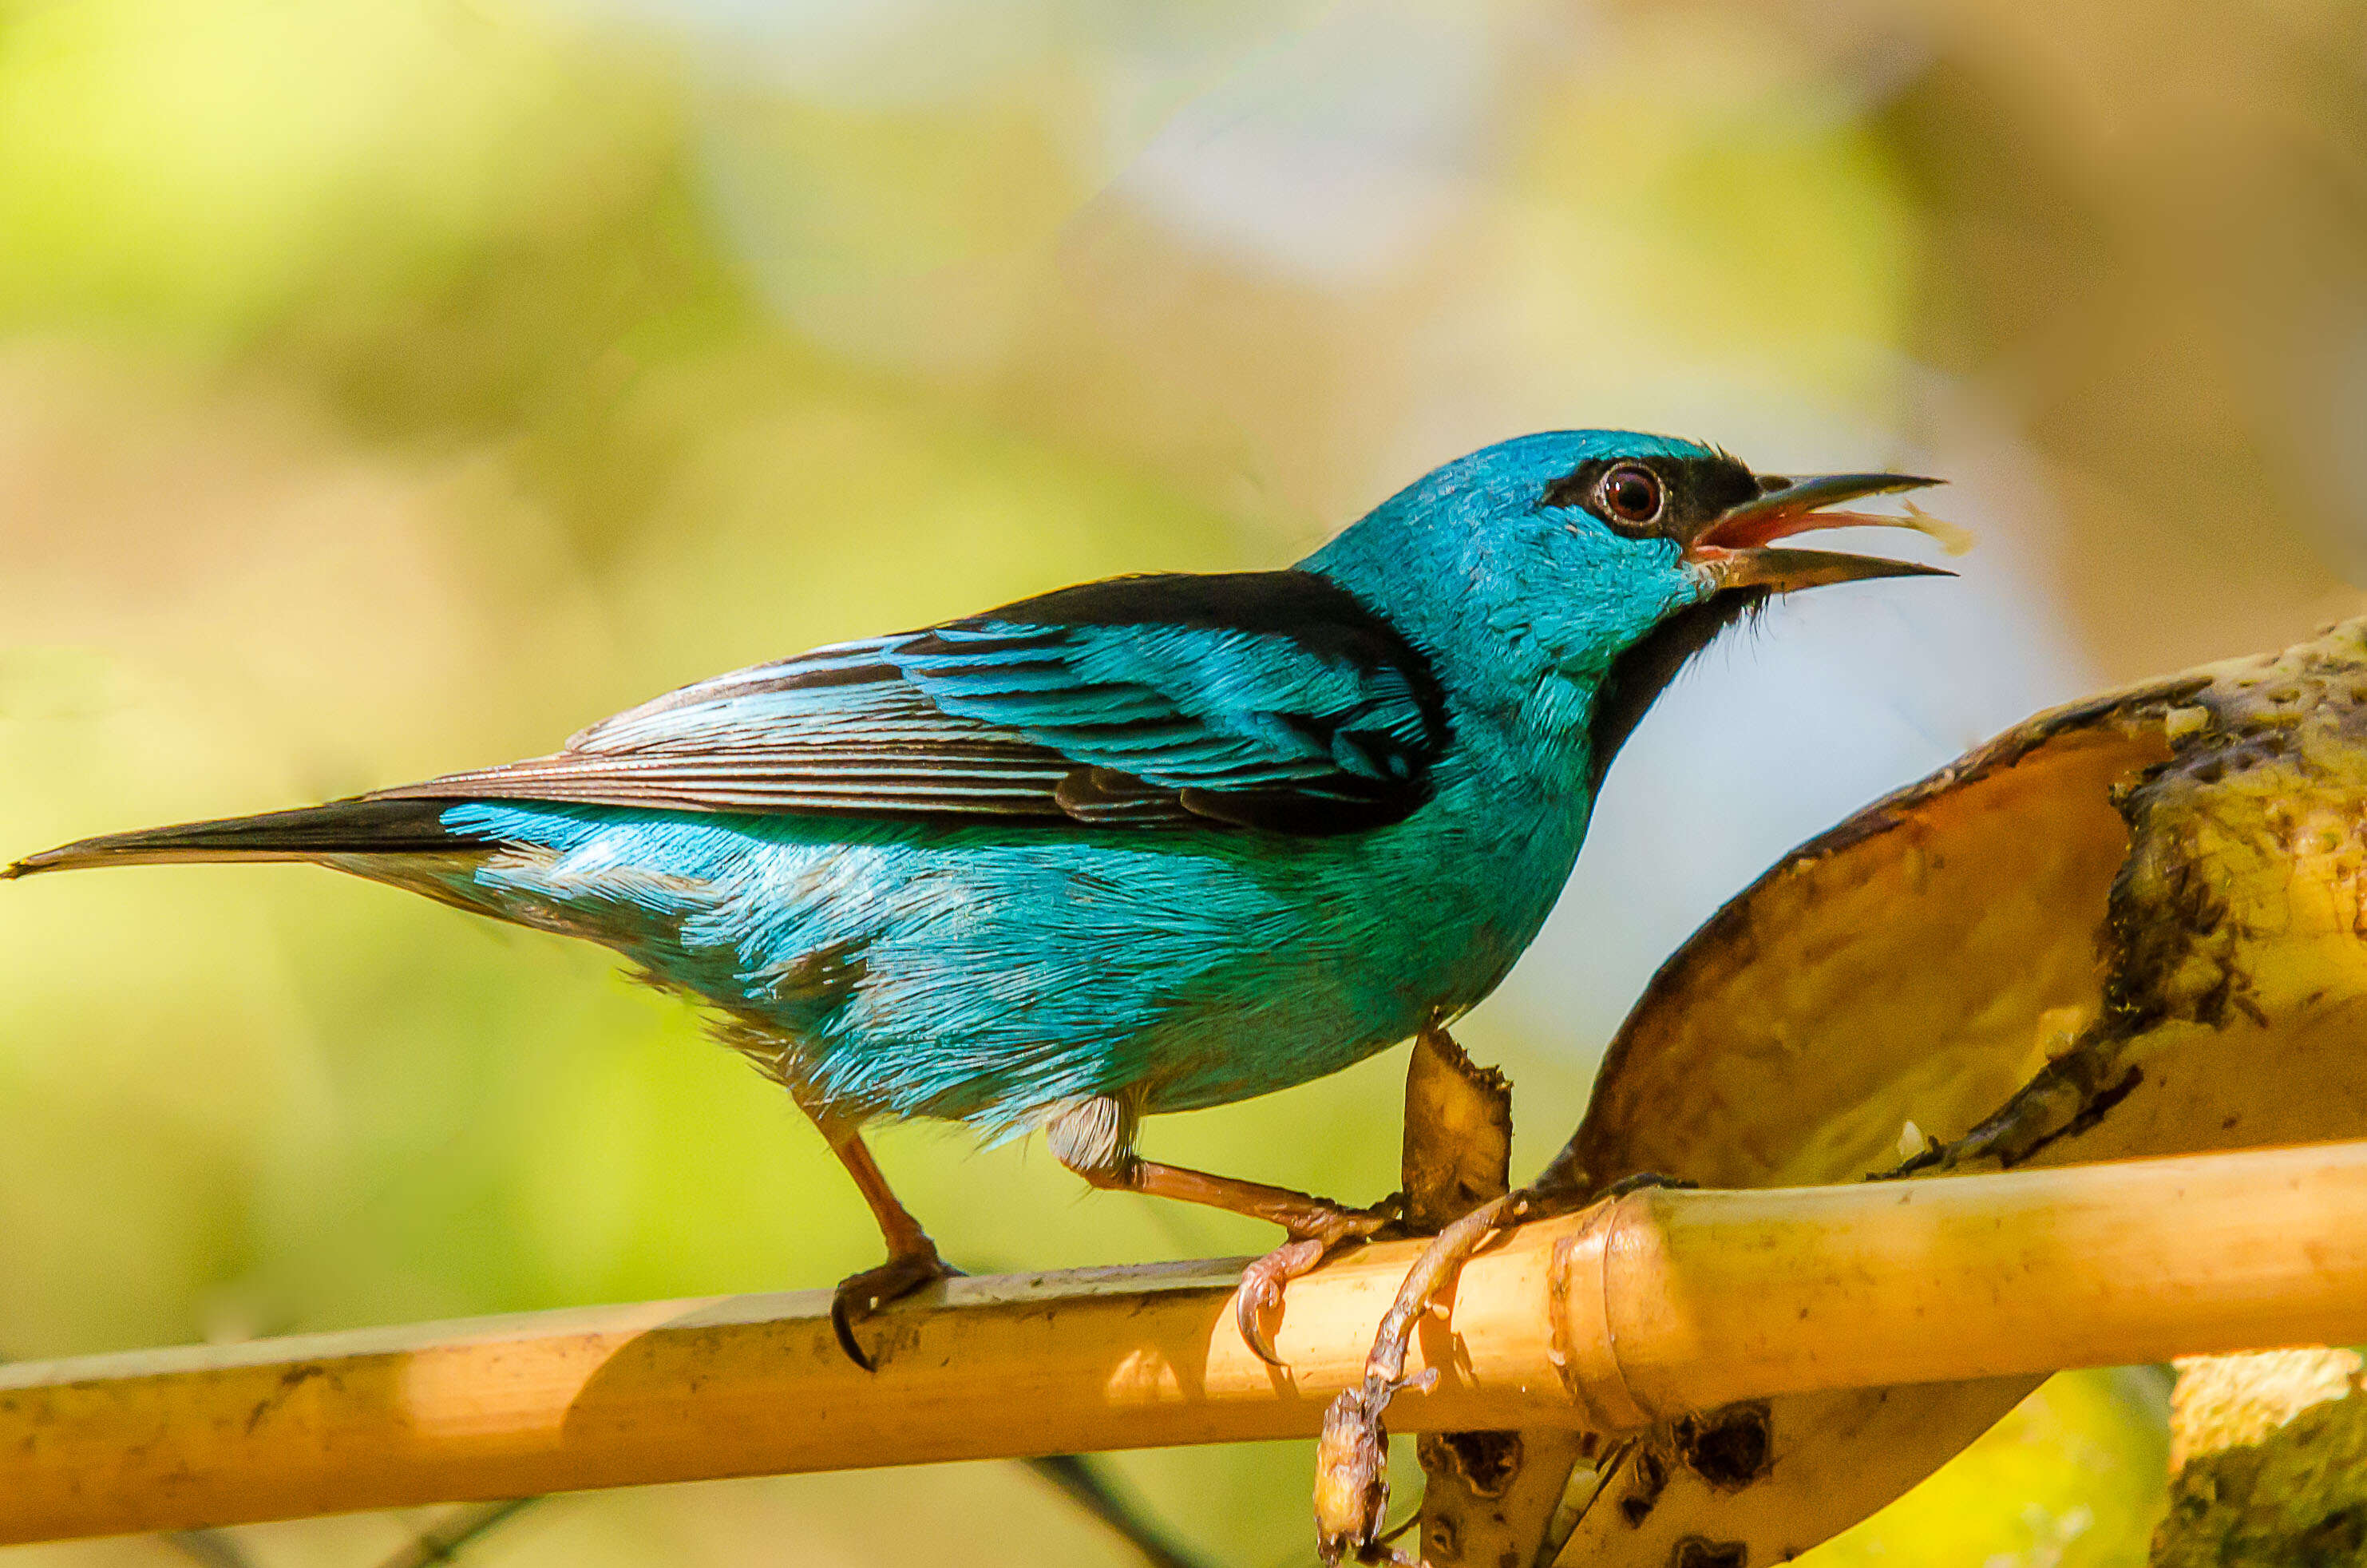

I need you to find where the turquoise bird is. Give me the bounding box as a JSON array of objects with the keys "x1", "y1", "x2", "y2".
[{"x1": 7, "y1": 432, "x2": 1943, "y2": 1367}]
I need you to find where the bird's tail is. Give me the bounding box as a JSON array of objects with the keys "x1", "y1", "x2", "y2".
[{"x1": 4, "y1": 799, "x2": 481, "y2": 879}]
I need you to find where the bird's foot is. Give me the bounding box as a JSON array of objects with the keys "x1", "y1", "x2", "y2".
[
  {"x1": 830, "y1": 1245, "x2": 964, "y2": 1372},
  {"x1": 1326, "y1": 1176, "x2": 1662, "y2": 1389},
  {"x1": 1235, "y1": 1194, "x2": 1404, "y2": 1368},
  {"x1": 1312, "y1": 1182, "x2": 1598, "y2": 1562}
]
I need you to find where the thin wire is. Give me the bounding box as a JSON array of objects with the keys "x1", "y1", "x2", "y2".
[
  {"x1": 1024, "y1": 1455, "x2": 1221, "y2": 1568},
  {"x1": 164, "y1": 1531, "x2": 263, "y2": 1568},
  {"x1": 370, "y1": 1499, "x2": 545, "y2": 1568}
]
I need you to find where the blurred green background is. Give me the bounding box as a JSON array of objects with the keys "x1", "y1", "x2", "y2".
[{"x1": 0, "y1": 0, "x2": 2359, "y2": 1563}]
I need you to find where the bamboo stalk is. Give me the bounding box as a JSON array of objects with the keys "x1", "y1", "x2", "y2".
[
  {"x1": 7, "y1": 1142, "x2": 2367, "y2": 1545},
  {"x1": 1564, "y1": 1139, "x2": 2367, "y2": 1428}
]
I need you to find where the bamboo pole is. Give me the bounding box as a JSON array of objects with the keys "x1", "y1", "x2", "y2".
[
  {"x1": 1562, "y1": 1138, "x2": 2367, "y2": 1427},
  {"x1": 7, "y1": 1142, "x2": 2367, "y2": 1545}
]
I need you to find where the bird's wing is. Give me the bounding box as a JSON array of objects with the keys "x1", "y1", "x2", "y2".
[{"x1": 370, "y1": 571, "x2": 1450, "y2": 835}]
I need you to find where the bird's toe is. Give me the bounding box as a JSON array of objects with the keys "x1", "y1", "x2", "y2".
[
  {"x1": 1233, "y1": 1235, "x2": 1333, "y2": 1366},
  {"x1": 829, "y1": 1249, "x2": 964, "y2": 1372}
]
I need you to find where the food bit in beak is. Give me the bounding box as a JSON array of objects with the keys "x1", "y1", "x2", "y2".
[
  {"x1": 1683, "y1": 471, "x2": 1961, "y2": 595},
  {"x1": 1901, "y1": 500, "x2": 1976, "y2": 557}
]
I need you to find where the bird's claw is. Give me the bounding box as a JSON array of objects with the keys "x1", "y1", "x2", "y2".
[
  {"x1": 1598, "y1": 1169, "x2": 1699, "y2": 1199},
  {"x1": 1235, "y1": 1237, "x2": 1328, "y2": 1366},
  {"x1": 1235, "y1": 1198, "x2": 1403, "y2": 1367},
  {"x1": 829, "y1": 1249, "x2": 964, "y2": 1372},
  {"x1": 1310, "y1": 1184, "x2": 1581, "y2": 1556}
]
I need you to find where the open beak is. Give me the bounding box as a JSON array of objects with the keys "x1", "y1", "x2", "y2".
[{"x1": 1684, "y1": 471, "x2": 1953, "y2": 594}]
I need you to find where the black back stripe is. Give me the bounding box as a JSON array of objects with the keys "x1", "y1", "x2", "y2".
[{"x1": 378, "y1": 569, "x2": 1451, "y2": 838}]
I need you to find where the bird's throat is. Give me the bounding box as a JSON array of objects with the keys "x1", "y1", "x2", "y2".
[{"x1": 1583, "y1": 588, "x2": 1770, "y2": 793}]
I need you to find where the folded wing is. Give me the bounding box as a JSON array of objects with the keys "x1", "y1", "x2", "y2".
[{"x1": 371, "y1": 571, "x2": 1451, "y2": 837}]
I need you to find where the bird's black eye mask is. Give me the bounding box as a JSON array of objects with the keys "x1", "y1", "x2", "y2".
[{"x1": 1539, "y1": 453, "x2": 1769, "y2": 542}]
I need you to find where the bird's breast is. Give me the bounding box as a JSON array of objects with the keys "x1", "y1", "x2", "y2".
[{"x1": 1324, "y1": 725, "x2": 1594, "y2": 1013}]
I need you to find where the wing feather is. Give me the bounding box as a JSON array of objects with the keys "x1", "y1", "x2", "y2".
[{"x1": 372, "y1": 572, "x2": 1448, "y2": 836}]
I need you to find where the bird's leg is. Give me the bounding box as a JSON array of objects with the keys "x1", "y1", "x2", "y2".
[
  {"x1": 805, "y1": 1108, "x2": 962, "y2": 1372},
  {"x1": 1047, "y1": 1096, "x2": 1402, "y2": 1366},
  {"x1": 1339, "y1": 1170, "x2": 1693, "y2": 1426}
]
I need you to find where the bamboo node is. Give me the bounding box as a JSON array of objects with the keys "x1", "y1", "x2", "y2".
[{"x1": 1549, "y1": 1202, "x2": 1651, "y2": 1431}]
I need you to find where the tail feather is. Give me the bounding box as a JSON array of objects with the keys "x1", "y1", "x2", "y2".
[{"x1": 5, "y1": 798, "x2": 483, "y2": 878}]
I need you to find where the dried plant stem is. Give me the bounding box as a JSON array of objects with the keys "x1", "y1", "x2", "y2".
[{"x1": 6, "y1": 1142, "x2": 2367, "y2": 1546}]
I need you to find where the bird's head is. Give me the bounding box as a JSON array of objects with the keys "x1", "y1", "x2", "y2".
[{"x1": 1307, "y1": 430, "x2": 1949, "y2": 772}]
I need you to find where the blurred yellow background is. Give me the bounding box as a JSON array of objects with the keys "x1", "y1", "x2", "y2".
[{"x1": 0, "y1": 1, "x2": 2357, "y2": 1563}]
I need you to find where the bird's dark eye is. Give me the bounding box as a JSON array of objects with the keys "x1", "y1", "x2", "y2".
[{"x1": 1597, "y1": 463, "x2": 1664, "y2": 528}]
